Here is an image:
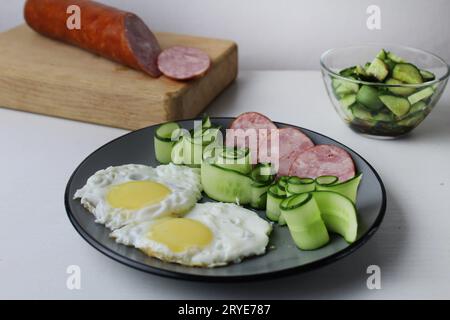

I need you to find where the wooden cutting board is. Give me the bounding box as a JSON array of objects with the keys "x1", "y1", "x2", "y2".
[{"x1": 0, "y1": 25, "x2": 238, "y2": 130}]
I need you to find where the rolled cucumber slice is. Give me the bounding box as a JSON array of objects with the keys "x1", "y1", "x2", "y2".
[
  {"x1": 154, "y1": 122, "x2": 181, "y2": 164},
  {"x1": 379, "y1": 95, "x2": 411, "y2": 117},
  {"x1": 315, "y1": 175, "x2": 338, "y2": 186},
  {"x1": 201, "y1": 160, "x2": 252, "y2": 204},
  {"x1": 407, "y1": 87, "x2": 434, "y2": 105},
  {"x1": 315, "y1": 173, "x2": 362, "y2": 204},
  {"x1": 266, "y1": 184, "x2": 287, "y2": 222},
  {"x1": 356, "y1": 85, "x2": 384, "y2": 111},
  {"x1": 202, "y1": 115, "x2": 212, "y2": 129},
  {"x1": 385, "y1": 78, "x2": 416, "y2": 96},
  {"x1": 215, "y1": 147, "x2": 252, "y2": 175},
  {"x1": 183, "y1": 127, "x2": 221, "y2": 167},
  {"x1": 286, "y1": 177, "x2": 315, "y2": 196},
  {"x1": 312, "y1": 191, "x2": 358, "y2": 243},
  {"x1": 393, "y1": 63, "x2": 423, "y2": 84},
  {"x1": 280, "y1": 193, "x2": 330, "y2": 250},
  {"x1": 170, "y1": 139, "x2": 184, "y2": 165},
  {"x1": 366, "y1": 58, "x2": 389, "y2": 81},
  {"x1": 250, "y1": 163, "x2": 275, "y2": 209}
]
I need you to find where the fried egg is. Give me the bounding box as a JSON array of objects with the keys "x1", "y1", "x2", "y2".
[
  {"x1": 74, "y1": 163, "x2": 202, "y2": 230},
  {"x1": 111, "y1": 202, "x2": 272, "y2": 267}
]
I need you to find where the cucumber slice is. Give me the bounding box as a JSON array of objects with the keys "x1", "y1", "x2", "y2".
[
  {"x1": 315, "y1": 176, "x2": 339, "y2": 186},
  {"x1": 397, "y1": 112, "x2": 425, "y2": 127},
  {"x1": 315, "y1": 173, "x2": 362, "y2": 204},
  {"x1": 170, "y1": 139, "x2": 184, "y2": 165},
  {"x1": 312, "y1": 191, "x2": 358, "y2": 243},
  {"x1": 286, "y1": 177, "x2": 315, "y2": 196},
  {"x1": 385, "y1": 78, "x2": 416, "y2": 96},
  {"x1": 154, "y1": 122, "x2": 181, "y2": 164},
  {"x1": 352, "y1": 103, "x2": 373, "y2": 121},
  {"x1": 278, "y1": 214, "x2": 286, "y2": 225},
  {"x1": 183, "y1": 127, "x2": 221, "y2": 167},
  {"x1": 250, "y1": 164, "x2": 275, "y2": 210},
  {"x1": 372, "y1": 111, "x2": 393, "y2": 122},
  {"x1": 155, "y1": 122, "x2": 180, "y2": 140},
  {"x1": 387, "y1": 51, "x2": 405, "y2": 63},
  {"x1": 376, "y1": 49, "x2": 387, "y2": 60},
  {"x1": 280, "y1": 193, "x2": 330, "y2": 250},
  {"x1": 383, "y1": 59, "x2": 396, "y2": 73},
  {"x1": 201, "y1": 160, "x2": 252, "y2": 204},
  {"x1": 266, "y1": 184, "x2": 287, "y2": 222},
  {"x1": 379, "y1": 95, "x2": 411, "y2": 117},
  {"x1": 215, "y1": 147, "x2": 252, "y2": 175},
  {"x1": 334, "y1": 79, "x2": 359, "y2": 97},
  {"x1": 366, "y1": 58, "x2": 389, "y2": 81},
  {"x1": 277, "y1": 176, "x2": 289, "y2": 191},
  {"x1": 339, "y1": 94, "x2": 357, "y2": 121},
  {"x1": 202, "y1": 115, "x2": 212, "y2": 129},
  {"x1": 339, "y1": 94, "x2": 356, "y2": 108},
  {"x1": 407, "y1": 87, "x2": 434, "y2": 105},
  {"x1": 393, "y1": 63, "x2": 423, "y2": 84},
  {"x1": 339, "y1": 66, "x2": 356, "y2": 78},
  {"x1": 356, "y1": 85, "x2": 384, "y2": 111},
  {"x1": 420, "y1": 70, "x2": 436, "y2": 82},
  {"x1": 409, "y1": 101, "x2": 427, "y2": 114}
]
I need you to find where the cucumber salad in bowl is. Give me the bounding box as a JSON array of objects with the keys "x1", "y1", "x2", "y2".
[{"x1": 321, "y1": 45, "x2": 449, "y2": 138}]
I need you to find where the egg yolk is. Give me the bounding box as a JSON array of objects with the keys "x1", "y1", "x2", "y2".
[
  {"x1": 107, "y1": 181, "x2": 171, "y2": 210},
  {"x1": 148, "y1": 218, "x2": 213, "y2": 253}
]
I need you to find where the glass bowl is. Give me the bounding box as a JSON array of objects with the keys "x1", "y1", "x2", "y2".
[{"x1": 320, "y1": 44, "x2": 449, "y2": 138}]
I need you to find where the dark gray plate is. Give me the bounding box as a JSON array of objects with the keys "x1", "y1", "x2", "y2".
[{"x1": 65, "y1": 118, "x2": 386, "y2": 281}]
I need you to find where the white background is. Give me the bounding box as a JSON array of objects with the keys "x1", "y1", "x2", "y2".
[{"x1": 1, "y1": 0, "x2": 450, "y2": 70}]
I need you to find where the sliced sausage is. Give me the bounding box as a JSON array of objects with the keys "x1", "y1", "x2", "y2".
[
  {"x1": 258, "y1": 127, "x2": 314, "y2": 176},
  {"x1": 157, "y1": 46, "x2": 211, "y2": 80},
  {"x1": 24, "y1": 0, "x2": 162, "y2": 77},
  {"x1": 288, "y1": 144, "x2": 355, "y2": 181},
  {"x1": 277, "y1": 128, "x2": 315, "y2": 176},
  {"x1": 226, "y1": 112, "x2": 277, "y2": 163}
]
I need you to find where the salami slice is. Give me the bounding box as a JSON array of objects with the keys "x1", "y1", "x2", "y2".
[
  {"x1": 24, "y1": 0, "x2": 162, "y2": 77},
  {"x1": 288, "y1": 145, "x2": 355, "y2": 182},
  {"x1": 270, "y1": 127, "x2": 314, "y2": 176},
  {"x1": 157, "y1": 46, "x2": 211, "y2": 80},
  {"x1": 226, "y1": 112, "x2": 277, "y2": 163}
]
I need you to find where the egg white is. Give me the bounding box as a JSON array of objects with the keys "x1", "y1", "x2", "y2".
[
  {"x1": 111, "y1": 202, "x2": 272, "y2": 267},
  {"x1": 74, "y1": 163, "x2": 202, "y2": 230}
]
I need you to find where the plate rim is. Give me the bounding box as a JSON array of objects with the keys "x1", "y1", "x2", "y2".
[{"x1": 64, "y1": 117, "x2": 387, "y2": 282}]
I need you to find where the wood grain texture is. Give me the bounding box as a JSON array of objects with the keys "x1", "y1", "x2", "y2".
[{"x1": 0, "y1": 25, "x2": 238, "y2": 130}]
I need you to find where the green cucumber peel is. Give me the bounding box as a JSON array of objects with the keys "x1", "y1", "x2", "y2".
[
  {"x1": 280, "y1": 193, "x2": 330, "y2": 250},
  {"x1": 315, "y1": 175, "x2": 339, "y2": 186},
  {"x1": 315, "y1": 173, "x2": 362, "y2": 204},
  {"x1": 312, "y1": 191, "x2": 358, "y2": 243}
]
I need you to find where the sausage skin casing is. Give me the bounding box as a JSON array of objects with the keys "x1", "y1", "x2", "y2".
[{"x1": 24, "y1": 0, "x2": 162, "y2": 77}]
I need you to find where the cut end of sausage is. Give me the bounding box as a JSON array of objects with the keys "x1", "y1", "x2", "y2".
[
  {"x1": 124, "y1": 14, "x2": 162, "y2": 78},
  {"x1": 157, "y1": 46, "x2": 211, "y2": 81}
]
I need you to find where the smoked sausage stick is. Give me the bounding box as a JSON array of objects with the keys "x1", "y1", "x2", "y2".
[{"x1": 24, "y1": 0, "x2": 162, "y2": 77}]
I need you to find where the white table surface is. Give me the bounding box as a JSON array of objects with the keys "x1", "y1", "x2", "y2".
[{"x1": 1, "y1": 70, "x2": 449, "y2": 300}]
